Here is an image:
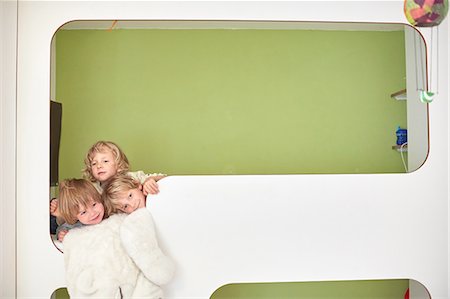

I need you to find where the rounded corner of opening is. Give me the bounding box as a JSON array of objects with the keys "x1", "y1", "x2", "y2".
[
  {"x1": 50, "y1": 287, "x2": 69, "y2": 299},
  {"x1": 210, "y1": 282, "x2": 240, "y2": 298},
  {"x1": 50, "y1": 234, "x2": 64, "y2": 254},
  {"x1": 407, "y1": 144, "x2": 430, "y2": 174},
  {"x1": 51, "y1": 19, "x2": 82, "y2": 42},
  {"x1": 49, "y1": 217, "x2": 64, "y2": 254},
  {"x1": 407, "y1": 278, "x2": 432, "y2": 299}
]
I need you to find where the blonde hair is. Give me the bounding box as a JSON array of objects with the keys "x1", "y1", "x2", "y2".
[
  {"x1": 102, "y1": 175, "x2": 140, "y2": 214},
  {"x1": 58, "y1": 179, "x2": 107, "y2": 225},
  {"x1": 83, "y1": 141, "x2": 130, "y2": 182}
]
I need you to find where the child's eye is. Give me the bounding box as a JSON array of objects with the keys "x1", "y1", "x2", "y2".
[
  {"x1": 92, "y1": 202, "x2": 97, "y2": 207},
  {"x1": 91, "y1": 162, "x2": 96, "y2": 166},
  {"x1": 128, "y1": 193, "x2": 132, "y2": 198},
  {"x1": 80, "y1": 211, "x2": 86, "y2": 215}
]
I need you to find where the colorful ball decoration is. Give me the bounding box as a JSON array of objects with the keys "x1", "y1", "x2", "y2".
[{"x1": 404, "y1": 0, "x2": 449, "y2": 27}]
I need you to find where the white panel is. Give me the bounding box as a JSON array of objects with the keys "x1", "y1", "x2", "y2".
[
  {"x1": 0, "y1": 0, "x2": 17, "y2": 297},
  {"x1": 14, "y1": 1, "x2": 448, "y2": 298},
  {"x1": 404, "y1": 26, "x2": 429, "y2": 172},
  {"x1": 443, "y1": 17, "x2": 450, "y2": 299}
]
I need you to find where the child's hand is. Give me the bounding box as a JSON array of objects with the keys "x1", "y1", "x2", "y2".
[
  {"x1": 50, "y1": 198, "x2": 60, "y2": 218},
  {"x1": 57, "y1": 229, "x2": 68, "y2": 242},
  {"x1": 151, "y1": 174, "x2": 167, "y2": 182},
  {"x1": 142, "y1": 177, "x2": 160, "y2": 196}
]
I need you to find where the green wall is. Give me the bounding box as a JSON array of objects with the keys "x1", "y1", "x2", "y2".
[{"x1": 55, "y1": 29, "x2": 406, "y2": 178}]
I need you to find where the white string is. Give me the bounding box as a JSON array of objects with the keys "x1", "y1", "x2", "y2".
[
  {"x1": 430, "y1": 27, "x2": 433, "y2": 91},
  {"x1": 418, "y1": 29, "x2": 426, "y2": 91},
  {"x1": 400, "y1": 142, "x2": 408, "y2": 173},
  {"x1": 436, "y1": 26, "x2": 439, "y2": 94},
  {"x1": 414, "y1": 30, "x2": 419, "y2": 91}
]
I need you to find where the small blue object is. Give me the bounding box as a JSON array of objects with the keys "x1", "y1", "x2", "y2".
[{"x1": 396, "y1": 126, "x2": 407, "y2": 145}]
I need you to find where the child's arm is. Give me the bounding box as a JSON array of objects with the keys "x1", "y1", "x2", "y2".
[
  {"x1": 129, "y1": 171, "x2": 167, "y2": 196},
  {"x1": 57, "y1": 229, "x2": 69, "y2": 242},
  {"x1": 55, "y1": 222, "x2": 83, "y2": 242},
  {"x1": 142, "y1": 177, "x2": 160, "y2": 196},
  {"x1": 120, "y1": 208, "x2": 175, "y2": 285},
  {"x1": 50, "y1": 198, "x2": 59, "y2": 216},
  {"x1": 56, "y1": 222, "x2": 70, "y2": 242}
]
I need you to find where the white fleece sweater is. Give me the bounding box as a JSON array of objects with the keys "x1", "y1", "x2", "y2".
[{"x1": 63, "y1": 209, "x2": 175, "y2": 299}]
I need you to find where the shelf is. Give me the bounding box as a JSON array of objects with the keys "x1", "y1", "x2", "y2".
[
  {"x1": 392, "y1": 144, "x2": 408, "y2": 152},
  {"x1": 391, "y1": 89, "x2": 407, "y2": 101}
]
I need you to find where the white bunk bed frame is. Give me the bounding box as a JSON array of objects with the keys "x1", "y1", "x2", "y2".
[{"x1": 1, "y1": 1, "x2": 449, "y2": 298}]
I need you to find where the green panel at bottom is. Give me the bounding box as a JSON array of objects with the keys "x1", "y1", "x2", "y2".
[{"x1": 211, "y1": 279, "x2": 409, "y2": 299}]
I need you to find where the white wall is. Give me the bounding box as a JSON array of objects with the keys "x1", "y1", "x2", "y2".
[
  {"x1": 9, "y1": 1, "x2": 450, "y2": 298},
  {"x1": 443, "y1": 17, "x2": 449, "y2": 299},
  {"x1": 405, "y1": 25, "x2": 429, "y2": 172},
  {"x1": 0, "y1": 0, "x2": 17, "y2": 298},
  {"x1": 0, "y1": 0, "x2": 4, "y2": 295}
]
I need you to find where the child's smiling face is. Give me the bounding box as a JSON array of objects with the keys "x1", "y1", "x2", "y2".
[
  {"x1": 77, "y1": 199, "x2": 105, "y2": 225},
  {"x1": 90, "y1": 149, "x2": 118, "y2": 183},
  {"x1": 117, "y1": 186, "x2": 146, "y2": 214}
]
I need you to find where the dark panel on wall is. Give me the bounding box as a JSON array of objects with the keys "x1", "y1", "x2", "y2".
[{"x1": 50, "y1": 101, "x2": 62, "y2": 186}]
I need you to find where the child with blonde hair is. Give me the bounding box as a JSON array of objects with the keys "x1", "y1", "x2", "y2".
[
  {"x1": 50, "y1": 140, "x2": 164, "y2": 235},
  {"x1": 102, "y1": 175, "x2": 150, "y2": 214},
  {"x1": 55, "y1": 178, "x2": 108, "y2": 242},
  {"x1": 64, "y1": 175, "x2": 175, "y2": 298},
  {"x1": 83, "y1": 140, "x2": 166, "y2": 195}
]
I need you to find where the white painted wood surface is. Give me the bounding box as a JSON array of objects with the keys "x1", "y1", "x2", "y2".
[{"x1": 2, "y1": 1, "x2": 448, "y2": 298}]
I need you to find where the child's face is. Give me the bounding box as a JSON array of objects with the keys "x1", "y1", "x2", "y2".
[
  {"x1": 77, "y1": 199, "x2": 105, "y2": 225},
  {"x1": 117, "y1": 186, "x2": 146, "y2": 214},
  {"x1": 90, "y1": 149, "x2": 118, "y2": 183}
]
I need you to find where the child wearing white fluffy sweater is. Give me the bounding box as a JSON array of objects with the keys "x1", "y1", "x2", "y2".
[
  {"x1": 64, "y1": 207, "x2": 175, "y2": 298},
  {"x1": 55, "y1": 178, "x2": 108, "y2": 242},
  {"x1": 62, "y1": 175, "x2": 175, "y2": 298}
]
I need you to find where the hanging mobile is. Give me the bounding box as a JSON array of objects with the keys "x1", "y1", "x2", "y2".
[{"x1": 404, "y1": 0, "x2": 448, "y2": 103}]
